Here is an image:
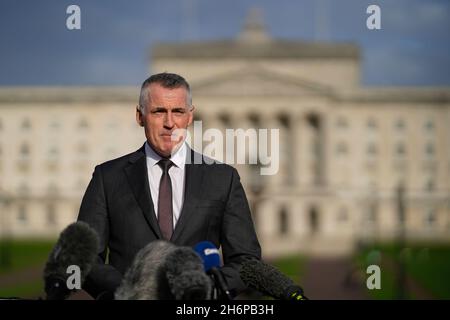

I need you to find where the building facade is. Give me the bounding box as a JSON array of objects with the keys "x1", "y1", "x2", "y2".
[{"x1": 1, "y1": 16, "x2": 449, "y2": 257}]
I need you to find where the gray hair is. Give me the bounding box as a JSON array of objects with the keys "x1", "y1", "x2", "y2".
[{"x1": 138, "y1": 72, "x2": 192, "y2": 114}]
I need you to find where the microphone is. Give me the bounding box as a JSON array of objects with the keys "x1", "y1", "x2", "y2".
[
  {"x1": 165, "y1": 246, "x2": 213, "y2": 300},
  {"x1": 43, "y1": 221, "x2": 99, "y2": 300},
  {"x1": 239, "y1": 258, "x2": 308, "y2": 301},
  {"x1": 194, "y1": 241, "x2": 232, "y2": 300},
  {"x1": 115, "y1": 240, "x2": 212, "y2": 300}
]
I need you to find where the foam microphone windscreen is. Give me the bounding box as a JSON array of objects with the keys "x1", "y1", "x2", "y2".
[
  {"x1": 165, "y1": 246, "x2": 212, "y2": 300},
  {"x1": 115, "y1": 240, "x2": 212, "y2": 300},
  {"x1": 115, "y1": 240, "x2": 176, "y2": 300},
  {"x1": 240, "y1": 258, "x2": 306, "y2": 300},
  {"x1": 43, "y1": 221, "x2": 99, "y2": 299}
]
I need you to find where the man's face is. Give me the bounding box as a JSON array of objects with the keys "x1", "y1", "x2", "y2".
[{"x1": 136, "y1": 83, "x2": 194, "y2": 158}]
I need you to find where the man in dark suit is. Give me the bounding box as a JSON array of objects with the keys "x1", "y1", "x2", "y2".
[{"x1": 77, "y1": 72, "x2": 261, "y2": 299}]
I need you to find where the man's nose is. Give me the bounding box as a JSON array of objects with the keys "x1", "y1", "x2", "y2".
[{"x1": 164, "y1": 111, "x2": 174, "y2": 128}]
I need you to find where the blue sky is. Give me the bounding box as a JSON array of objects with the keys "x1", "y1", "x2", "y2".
[{"x1": 0, "y1": 0, "x2": 449, "y2": 86}]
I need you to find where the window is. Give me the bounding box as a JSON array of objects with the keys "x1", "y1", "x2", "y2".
[
  {"x1": 21, "y1": 118, "x2": 31, "y2": 130},
  {"x1": 309, "y1": 207, "x2": 319, "y2": 234},
  {"x1": 367, "y1": 118, "x2": 378, "y2": 131},
  {"x1": 425, "y1": 143, "x2": 435, "y2": 157},
  {"x1": 47, "y1": 145, "x2": 59, "y2": 172},
  {"x1": 20, "y1": 143, "x2": 30, "y2": 158},
  {"x1": 367, "y1": 143, "x2": 378, "y2": 156},
  {"x1": 424, "y1": 209, "x2": 436, "y2": 228},
  {"x1": 395, "y1": 119, "x2": 406, "y2": 131},
  {"x1": 78, "y1": 118, "x2": 89, "y2": 130},
  {"x1": 277, "y1": 114, "x2": 290, "y2": 128},
  {"x1": 336, "y1": 142, "x2": 348, "y2": 155},
  {"x1": 193, "y1": 113, "x2": 202, "y2": 123},
  {"x1": 336, "y1": 117, "x2": 348, "y2": 129},
  {"x1": 395, "y1": 143, "x2": 406, "y2": 157},
  {"x1": 248, "y1": 113, "x2": 261, "y2": 127},
  {"x1": 218, "y1": 113, "x2": 231, "y2": 127},
  {"x1": 48, "y1": 146, "x2": 59, "y2": 159},
  {"x1": 18, "y1": 144, "x2": 31, "y2": 172},
  {"x1": 17, "y1": 204, "x2": 27, "y2": 223},
  {"x1": 425, "y1": 179, "x2": 434, "y2": 192},
  {"x1": 279, "y1": 207, "x2": 289, "y2": 235},
  {"x1": 367, "y1": 204, "x2": 377, "y2": 225},
  {"x1": 337, "y1": 208, "x2": 348, "y2": 223},
  {"x1": 47, "y1": 204, "x2": 57, "y2": 226},
  {"x1": 424, "y1": 120, "x2": 435, "y2": 132}
]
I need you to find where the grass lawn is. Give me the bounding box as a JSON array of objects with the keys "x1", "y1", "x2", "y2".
[
  {"x1": 0, "y1": 239, "x2": 56, "y2": 298},
  {"x1": 270, "y1": 254, "x2": 306, "y2": 285},
  {"x1": 406, "y1": 245, "x2": 450, "y2": 299},
  {"x1": 355, "y1": 242, "x2": 450, "y2": 299},
  {"x1": 0, "y1": 238, "x2": 56, "y2": 273},
  {"x1": 0, "y1": 279, "x2": 45, "y2": 299}
]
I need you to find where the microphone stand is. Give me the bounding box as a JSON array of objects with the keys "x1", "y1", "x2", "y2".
[{"x1": 209, "y1": 267, "x2": 232, "y2": 300}]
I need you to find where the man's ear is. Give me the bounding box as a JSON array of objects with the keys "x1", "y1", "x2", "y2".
[
  {"x1": 136, "y1": 106, "x2": 144, "y2": 127},
  {"x1": 188, "y1": 105, "x2": 195, "y2": 126}
]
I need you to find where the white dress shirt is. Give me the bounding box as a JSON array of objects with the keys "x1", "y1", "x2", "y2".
[{"x1": 145, "y1": 142, "x2": 187, "y2": 229}]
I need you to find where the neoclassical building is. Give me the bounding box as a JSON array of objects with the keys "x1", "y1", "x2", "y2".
[{"x1": 1, "y1": 14, "x2": 449, "y2": 257}]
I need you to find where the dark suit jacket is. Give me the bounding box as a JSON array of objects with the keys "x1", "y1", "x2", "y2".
[{"x1": 77, "y1": 144, "x2": 261, "y2": 298}]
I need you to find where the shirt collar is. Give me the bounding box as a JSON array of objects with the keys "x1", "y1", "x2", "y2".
[{"x1": 145, "y1": 141, "x2": 186, "y2": 169}]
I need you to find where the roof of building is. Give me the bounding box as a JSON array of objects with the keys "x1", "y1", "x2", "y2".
[
  {"x1": 1, "y1": 86, "x2": 450, "y2": 104},
  {"x1": 153, "y1": 40, "x2": 360, "y2": 60}
]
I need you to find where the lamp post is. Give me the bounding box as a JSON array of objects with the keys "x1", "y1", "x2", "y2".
[{"x1": 396, "y1": 183, "x2": 406, "y2": 300}]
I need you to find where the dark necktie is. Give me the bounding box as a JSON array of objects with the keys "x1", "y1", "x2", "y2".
[{"x1": 157, "y1": 159, "x2": 174, "y2": 240}]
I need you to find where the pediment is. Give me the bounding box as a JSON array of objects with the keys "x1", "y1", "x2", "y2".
[{"x1": 192, "y1": 67, "x2": 333, "y2": 97}]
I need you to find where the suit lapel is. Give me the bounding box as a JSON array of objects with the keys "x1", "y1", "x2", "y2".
[
  {"x1": 171, "y1": 149, "x2": 204, "y2": 243},
  {"x1": 124, "y1": 146, "x2": 163, "y2": 239}
]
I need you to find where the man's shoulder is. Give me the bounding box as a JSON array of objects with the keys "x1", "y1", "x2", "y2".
[
  {"x1": 189, "y1": 150, "x2": 237, "y2": 175},
  {"x1": 96, "y1": 146, "x2": 144, "y2": 172}
]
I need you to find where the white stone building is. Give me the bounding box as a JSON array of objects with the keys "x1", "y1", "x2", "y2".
[{"x1": 1, "y1": 15, "x2": 449, "y2": 257}]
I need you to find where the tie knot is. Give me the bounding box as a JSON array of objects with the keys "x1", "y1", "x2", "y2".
[{"x1": 158, "y1": 159, "x2": 173, "y2": 173}]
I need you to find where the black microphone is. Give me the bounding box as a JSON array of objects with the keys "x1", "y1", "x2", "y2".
[
  {"x1": 43, "y1": 221, "x2": 99, "y2": 300},
  {"x1": 194, "y1": 241, "x2": 232, "y2": 300},
  {"x1": 240, "y1": 259, "x2": 308, "y2": 301},
  {"x1": 165, "y1": 246, "x2": 213, "y2": 300},
  {"x1": 115, "y1": 240, "x2": 212, "y2": 300}
]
